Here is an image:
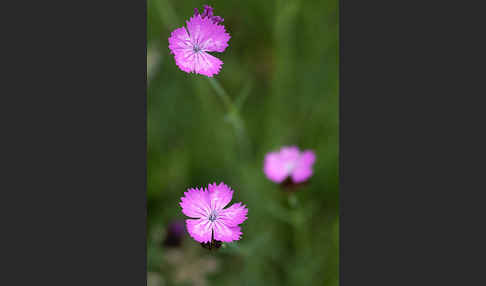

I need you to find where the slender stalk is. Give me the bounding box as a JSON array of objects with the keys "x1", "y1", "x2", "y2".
[
  {"x1": 207, "y1": 77, "x2": 251, "y2": 158},
  {"x1": 207, "y1": 77, "x2": 233, "y2": 112}
]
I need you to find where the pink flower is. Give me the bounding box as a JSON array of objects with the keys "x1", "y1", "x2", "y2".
[
  {"x1": 179, "y1": 182, "x2": 248, "y2": 243},
  {"x1": 264, "y1": 146, "x2": 316, "y2": 184},
  {"x1": 168, "y1": 5, "x2": 230, "y2": 77}
]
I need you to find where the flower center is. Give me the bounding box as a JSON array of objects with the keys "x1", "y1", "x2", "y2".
[
  {"x1": 193, "y1": 44, "x2": 202, "y2": 53},
  {"x1": 284, "y1": 162, "x2": 296, "y2": 173},
  {"x1": 208, "y1": 211, "x2": 218, "y2": 222}
]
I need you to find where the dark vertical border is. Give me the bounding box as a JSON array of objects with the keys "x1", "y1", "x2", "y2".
[
  {"x1": 341, "y1": 0, "x2": 415, "y2": 283},
  {"x1": 341, "y1": 0, "x2": 485, "y2": 285},
  {"x1": 1, "y1": 0, "x2": 147, "y2": 285}
]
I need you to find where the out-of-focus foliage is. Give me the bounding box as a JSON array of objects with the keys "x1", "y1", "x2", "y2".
[{"x1": 147, "y1": 0, "x2": 338, "y2": 285}]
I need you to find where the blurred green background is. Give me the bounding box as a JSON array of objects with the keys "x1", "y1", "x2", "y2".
[{"x1": 147, "y1": 0, "x2": 338, "y2": 285}]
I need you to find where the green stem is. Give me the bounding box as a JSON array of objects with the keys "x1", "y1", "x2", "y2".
[
  {"x1": 207, "y1": 77, "x2": 233, "y2": 112},
  {"x1": 207, "y1": 77, "x2": 251, "y2": 158}
]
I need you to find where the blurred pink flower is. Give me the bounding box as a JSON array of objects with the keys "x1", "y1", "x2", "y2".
[
  {"x1": 168, "y1": 5, "x2": 230, "y2": 77},
  {"x1": 179, "y1": 182, "x2": 248, "y2": 243},
  {"x1": 264, "y1": 146, "x2": 316, "y2": 184}
]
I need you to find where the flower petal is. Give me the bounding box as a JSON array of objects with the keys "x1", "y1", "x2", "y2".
[
  {"x1": 193, "y1": 51, "x2": 223, "y2": 77},
  {"x1": 218, "y1": 202, "x2": 248, "y2": 227},
  {"x1": 279, "y1": 146, "x2": 301, "y2": 162},
  {"x1": 179, "y1": 187, "x2": 211, "y2": 218},
  {"x1": 168, "y1": 27, "x2": 196, "y2": 74},
  {"x1": 168, "y1": 27, "x2": 192, "y2": 54},
  {"x1": 186, "y1": 14, "x2": 206, "y2": 46},
  {"x1": 199, "y1": 23, "x2": 230, "y2": 53},
  {"x1": 291, "y1": 150, "x2": 316, "y2": 183},
  {"x1": 300, "y1": 150, "x2": 316, "y2": 166},
  {"x1": 207, "y1": 182, "x2": 234, "y2": 211},
  {"x1": 212, "y1": 222, "x2": 242, "y2": 242},
  {"x1": 186, "y1": 15, "x2": 230, "y2": 53},
  {"x1": 172, "y1": 48, "x2": 196, "y2": 74},
  {"x1": 186, "y1": 218, "x2": 213, "y2": 243},
  {"x1": 263, "y1": 152, "x2": 289, "y2": 183}
]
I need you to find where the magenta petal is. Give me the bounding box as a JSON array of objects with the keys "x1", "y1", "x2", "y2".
[
  {"x1": 218, "y1": 202, "x2": 248, "y2": 227},
  {"x1": 186, "y1": 15, "x2": 230, "y2": 53},
  {"x1": 291, "y1": 165, "x2": 313, "y2": 183},
  {"x1": 212, "y1": 222, "x2": 242, "y2": 242},
  {"x1": 168, "y1": 27, "x2": 192, "y2": 54},
  {"x1": 263, "y1": 152, "x2": 289, "y2": 183},
  {"x1": 291, "y1": 150, "x2": 316, "y2": 183},
  {"x1": 193, "y1": 52, "x2": 223, "y2": 77},
  {"x1": 172, "y1": 49, "x2": 195, "y2": 73},
  {"x1": 279, "y1": 146, "x2": 301, "y2": 162},
  {"x1": 168, "y1": 27, "x2": 195, "y2": 73},
  {"x1": 299, "y1": 150, "x2": 316, "y2": 167},
  {"x1": 185, "y1": 15, "x2": 211, "y2": 47},
  {"x1": 179, "y1": 187, "x2": 210, "y2": 218},
  {"x1": 208, "y1": 182, "x2": 233, "y2": 211},
  {"x1": 199, "y1": 23, "x2": 230, "y2": 53},
  {"x1": 171, "y1": 50, "x2": 222, "y2": 77},
  {"x1": 186, "y1": 218, "x2": 213, "y2": 243}
]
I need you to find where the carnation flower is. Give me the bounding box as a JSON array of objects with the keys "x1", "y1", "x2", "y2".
[
  {"x1": 168, "y1": 5, "x2": 230, "y2": 77},
  {"x1": 179, "y1": 182, "x2": 248, "y2": 244},
  {"x1": 264, "y1": 146, "x2": 316, "y2": 184}
]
